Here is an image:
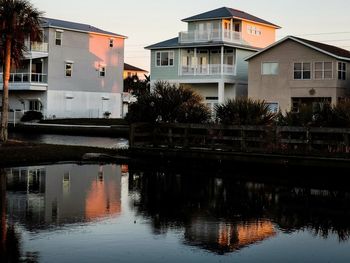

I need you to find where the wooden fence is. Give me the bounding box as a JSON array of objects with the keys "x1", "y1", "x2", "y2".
[{"x1": 130, "y1": 123, "x2": 350, "y2": 158}]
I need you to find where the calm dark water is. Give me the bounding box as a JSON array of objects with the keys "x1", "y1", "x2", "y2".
[{"x1": 1, "y1": 164, "x2": 350, "y2": 262}]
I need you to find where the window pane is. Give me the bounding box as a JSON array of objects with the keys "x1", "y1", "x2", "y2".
[
  {"x1": 303, "y1": 63, "x2": 311, "y2": 71},
  {"x1": 294, "y1": 63, "x2": 302, "y2": 71},
  {"x1": 324, "y1": 62, "x2": 332, "y2": 71},
  {"x1": 315, "y1": 71, "x2": 323, "y2": 79},
  {"x1": 161, "y1": 52, "x2": 169, "y2": 66},
  {"x1": 303, "y1": 71, "x2": 311, "y2": 79},
  {"x1": 324, "y1": 71, "x2": 332, "y2": 79},
  {"x1": 294, "y1": 71, "x2": 302, "y2": 79},
  {"x1": 262, "y1": 62, "x2": 278, "y2": 75},
  {"x1": 315, "y1": 62, "x2": 323, "y2": 70}
]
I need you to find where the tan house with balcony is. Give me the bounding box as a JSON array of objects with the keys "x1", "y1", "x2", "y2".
[
  {"x1": 0, "y1": 18, "x2": 126, "y2": 119},
  {"x1": 247, "y1": 36, "x2": 350, "y2": 113},
  {"x1": 146, "y1": 7, "x2": 280, "y2": 111}
]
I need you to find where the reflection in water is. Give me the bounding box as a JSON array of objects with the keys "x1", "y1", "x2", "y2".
[
  {"x1": 5, "y1": 164, "x2": 122, "y2": 229},
  {"x1": 1, "y1": 163, "x2": 350, "y2": 262},
  {"x1": 128, "y1": 168, "x2": 350, "y2": 254}
]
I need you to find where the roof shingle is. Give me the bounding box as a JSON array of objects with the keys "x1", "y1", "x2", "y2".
[
  {"x1": 41, "y1": 18, "x2": 126, "y2": 38},
  {"x1": 182, "y1": 7, "x2": 280, "y2": 28}
]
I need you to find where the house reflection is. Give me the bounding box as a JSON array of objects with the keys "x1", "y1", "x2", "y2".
[
  {"x1": 129, "y1": 167, "x2": 350, "y2": 254},
  {"x1": 185, "y1": 219, "x2": 276, "y2": 254},
  {"x1": 5, "y1": 164, "x2": 122, "y2": 230}
]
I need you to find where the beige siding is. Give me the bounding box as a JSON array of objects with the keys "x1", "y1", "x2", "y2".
[{"x1": 248, "y1": 39, "x2": 350, "y2": 112}]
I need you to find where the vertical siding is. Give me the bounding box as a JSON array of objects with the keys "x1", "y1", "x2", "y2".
[
  {"x1": 150, "y1": 49, "x2": 179, "y2": 81},
  {"x1": 47, "y1": 28, "x2": 124, "y2": 94},
  {"x1": 236, "y1": 49, "x2": 256, "y2": 82}
]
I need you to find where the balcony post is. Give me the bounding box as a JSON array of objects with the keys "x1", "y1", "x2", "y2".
[
  {"x1": 220, "y1": 46, "x2": 224, "y2": 75},
  {"x1": 194, "y1": 48, "x2": 197, "y2": 76},
  {"x1": 29, "y1": 58, "x2": 32, "y2": 83},
  {"x1": 218, "y1": 81, "x2": 225, "y2": 104}
]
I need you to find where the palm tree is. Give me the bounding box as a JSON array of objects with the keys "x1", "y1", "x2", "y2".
[{"x1": 0, "y1": 0, "x2": 43, "y2": 142}]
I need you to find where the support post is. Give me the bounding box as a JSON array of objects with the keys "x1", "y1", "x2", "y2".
[
  {"x1": 29, "y1": 58, "x2": 32, "y2": 83},
  {"x1": 221, "y1": 46, "x2": 224, "y2": 75},
  {"x1": 194, "y1": 48, "x2": 197, "y2": 76},
  {"x1": 218, "y1": 81, "x2": 225, "y2": 104}
]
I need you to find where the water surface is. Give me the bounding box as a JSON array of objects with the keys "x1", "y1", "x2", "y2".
[{"x1": 1, "y1": 164, "x2": 350, "y2": 262}]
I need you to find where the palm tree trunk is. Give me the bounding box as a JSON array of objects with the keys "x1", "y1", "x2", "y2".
[{"x1": 0, "y1": 36, "x2": 12, "y2": 143}]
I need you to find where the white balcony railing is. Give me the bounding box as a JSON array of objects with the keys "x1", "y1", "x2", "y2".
[
  {"x1": 24, "y1": 41, "x2": 49, "y2": 53},
  {"x1": 181, "y1": 64, "x2": 235, "y2": 76},
  {"x1": 0, "y1": 73, "x2": 48, "y2": 84},
  {"x1": 179, "y1": 29, "x2": 242, "y2": 44},
  {"x1": 29, "y1": 42, "x2": 49, "y2": 52}
]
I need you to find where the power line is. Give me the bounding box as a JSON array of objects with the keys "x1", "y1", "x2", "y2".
[{"x1": 278, "y1": 31, "x2": 350, "y2": 38}]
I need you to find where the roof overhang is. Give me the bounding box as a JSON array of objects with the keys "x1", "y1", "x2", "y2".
[
  {"x1": 245, "y1": 36, "x2": 350, "y2": 62},
  {"x1": 182, "y1": 17, "x2": 280, "y2": 29}
]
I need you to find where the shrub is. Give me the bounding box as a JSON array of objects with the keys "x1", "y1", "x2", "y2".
[
  {"x1": 215, "y1": 98, "x2": 276, "y2": 125},
  {"x1": 125, "y1": 81, "x2": 211, "y2": 124},
  {"x1": 21, "y1": 111, "x2": 43, "y2": 122}
]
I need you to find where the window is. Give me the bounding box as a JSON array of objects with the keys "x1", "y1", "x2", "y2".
[
  {"x1": 247, "y1": 25, "x2": 261, "y2": 36},
  {"x1": 109, "y1": 39, "x2": 114, "y2": 48},
  {"x1": 99, "y1": 66, "x2": 106, "y2": 77},
  {"x1": 55, "y1": 31, "x2": 62, "y2": 46},
  {"x1": 262, "y1": 62, "x2": 279, "y2": 75},
  {"x1": 338, "y1": 62, "x2": 347, "y2": 80},
  {"x1": 294, "y1": 62, "x2": 311, "y2": 80},
  {"x1": 156, "y1": 51, "x2": 174, "y2": 67},
  {"x1": 314, "y1": 62, "x2": 333, "y2": 79},
  {"x1": 29, "y1": 100, "x2": 40, "y2": 111},
  {"x1": 65, "y1": 63, "x2": 73, "y2": 77},
  {"x1": 266, "y1": 102, "x2": 279, "y2": 113}
]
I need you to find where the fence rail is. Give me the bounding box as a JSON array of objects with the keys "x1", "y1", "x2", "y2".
[{"x1": 130, "y1": 123, "x2": 350, "y2": 158}]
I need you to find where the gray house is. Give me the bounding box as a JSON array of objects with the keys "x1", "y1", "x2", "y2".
[
  {"x1": 145, "y1": 7, "x2": 280, "y2": 111},
  {"x1": 247, "y1": 36, "x2": 350, "y2": 113},
  {"x1": 0, "y1": 18, "x2": 126, "y2": 119}
]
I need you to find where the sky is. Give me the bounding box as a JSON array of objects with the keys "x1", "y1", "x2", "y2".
[{"x1": 31, "y1": 0, "x2": 350, "y2": 72}]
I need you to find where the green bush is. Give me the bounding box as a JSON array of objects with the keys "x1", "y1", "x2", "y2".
[
  {"x1": 215, "y1": 98, "x2": 276, "y2": 125},
  {"x1": 277, "y1": 100, "x2": 350, "y2": 128},
  {"x1": 21, "y1": 111, "x2": 43, "y2": 122},
  {"x1": 125, "y1": 81, "x2": 211, "y2": 124}
]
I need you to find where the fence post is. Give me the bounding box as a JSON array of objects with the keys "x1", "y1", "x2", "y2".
[
  {"x1": 241, "y1": 127, "x2": 246, "y2": 152},
  {"x1": 168, "y1": 127, "x2": 173, "y2": 148},
  {"x1": 129, "y1": 124, "x2": 135, "y2": 147}
]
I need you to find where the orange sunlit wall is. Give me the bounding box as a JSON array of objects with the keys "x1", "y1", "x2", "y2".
[
  {"x1": 241, "y1": 21, "x2": 277, "y2": 48},
  {"x1": 89, "y1": 33, "x2": 125, "y2": 94}
]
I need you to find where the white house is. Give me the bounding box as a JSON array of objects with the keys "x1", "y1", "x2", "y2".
[{"x1": 0, "y1": 18, "x2": 127, "y2": 119}]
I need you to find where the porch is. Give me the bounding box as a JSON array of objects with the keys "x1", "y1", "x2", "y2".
[
  {"x1": 0, "y1": 58, "x2": 48, "y2": 91},
  {"x1": 179, "y1": 47, "x2": 236, "y2": 76}
]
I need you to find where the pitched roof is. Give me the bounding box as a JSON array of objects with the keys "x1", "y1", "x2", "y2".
[
  {"x1": 145, "y1": 37, "x2": 260, "y2": 51},
  {"x1": 124, "y1": 63, "x2": 148, "y2": 72},
  {"x1": 182, "y1": 7, "x2": 280, "y2": 28},
  {"x1": 41, "y1": 18, "x2": 127, "y2": 38},
  {"x1": 246, "y1": 36, "x2": 350, "y2": 61}
]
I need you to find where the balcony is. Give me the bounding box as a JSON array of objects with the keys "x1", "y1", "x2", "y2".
[
  {"x1": 29, "y1": 42, "x2": 49, "y2": 53},
  {"x1": 181, "y1": 64, "x2": 235, "y2": 76},
  {"x1": 0, "y1": 73, "x2": 48, "y2": 91},
  {"x1": 179, "y1": 29, "x2": 243, "y2": 44}
]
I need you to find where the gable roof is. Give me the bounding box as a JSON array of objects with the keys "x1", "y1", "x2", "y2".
[
  {"x1": 245, "y1": 36, "x2": 350, "y2": 61},
  {"x1": 182, "y1": 7, "x2": 280, "y2": 28},
  {"x1": 124, "y1": 63, "x2": 148, "y2": 72},
  {"x1": 41, "y1": 18, "x2": 127, "y2": 38}
]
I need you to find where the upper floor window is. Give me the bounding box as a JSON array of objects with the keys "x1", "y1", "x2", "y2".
[
  {"x1": 109, "y1": 39, "x2": 114, "y2": 48},
  {"x1": 65, "y1": 62, "x2": 73, "y2": 77},
  {"x1": 294, "y1": 62, "x2": 311, "y2": 80},
  {"x1": 99, "y1": 66, "x2": 106, "y2": 77},
  {"x1": 55, "y1": 30, "x2": 63, "y2": 46},
  {"x1": 247, "y1": 25, "x2": 261, "y2": 36},
  {"x1": 262, "y1": 62, "x2": 279, "y2": 75},
  {"x1": 156, "y1": 51, "x2": 174, "y2": 67},
  {"x1": 338, "y1": 62, "x2": 347, "y2": 80},
  {"x1": 314, "y1": 62, "x2": 333, "y2": 79}
]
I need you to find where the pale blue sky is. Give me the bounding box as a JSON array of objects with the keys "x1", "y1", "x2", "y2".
[{"x1": 32, "y1": 0, "x2": 350, "y2": 71}]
